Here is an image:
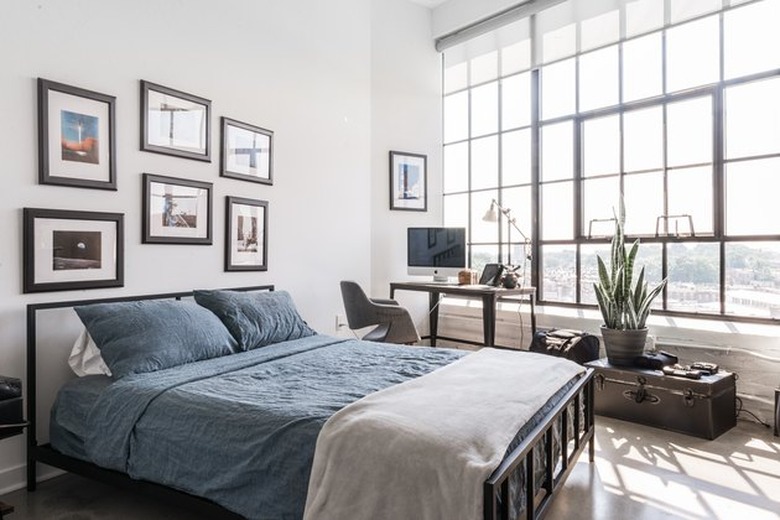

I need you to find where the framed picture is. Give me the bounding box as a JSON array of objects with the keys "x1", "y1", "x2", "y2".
[
  {"x1": 38, "y1": 79, "x2": 116, "y2": 190},
  {"x1": 23, "y1": 208, "x2": 124, "y2": 293},
  {"x1": 141, "y1": 81, "x2": 211, "y2": 162},
  {"x1": 389, "y1": 151, "x2": 427, "y2": 211},
  {"x1": 225, "y1": 196, "x2": 268, "y2": 271},
  {"x1": 142, "y1": 173, "x2": 212, "y2": 244},
  {"x1": 221, "y1": 117, "x2": 273, "y2": 185}
]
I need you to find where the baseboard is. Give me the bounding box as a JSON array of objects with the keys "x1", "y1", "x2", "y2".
[{"x1": 0, "y1": 463, "x2": 64, "y2": 497}]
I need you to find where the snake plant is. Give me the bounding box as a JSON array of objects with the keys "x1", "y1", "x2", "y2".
[{"x1": 593, "y1": 201, "x2": 667, "y2": 330}]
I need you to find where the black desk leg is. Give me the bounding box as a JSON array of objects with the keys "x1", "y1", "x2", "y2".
[
  {"x1": 530, "y1": 296, "x2": 537, "y2": 335},
  {"x1": 482, "y1": 295, "x2": 496, "y2": 347},
  {"x1": 429, "y1": 292, "x2": 441, "y2": 347}
]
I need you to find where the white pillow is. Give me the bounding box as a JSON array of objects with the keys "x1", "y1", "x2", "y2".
[{"x1": 69, "y1": 329, "x2": 112, "y2": 377}]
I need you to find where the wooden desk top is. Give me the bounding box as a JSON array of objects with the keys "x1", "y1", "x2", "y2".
[{"x1": 390, "y1": 281, "x2": 535, "y2": 298}]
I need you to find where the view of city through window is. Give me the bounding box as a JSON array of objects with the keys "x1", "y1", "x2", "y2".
[{"x1": 442, "y1": 0, "x2": 780, "y2": 321}]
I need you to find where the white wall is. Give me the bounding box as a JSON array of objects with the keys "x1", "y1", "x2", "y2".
[
  {"x1": 0, "y1": 0, "x2": 440, "y2": 493},
  {"x1": 369, "y1": 0, "x2": 444, "y2": 330}
]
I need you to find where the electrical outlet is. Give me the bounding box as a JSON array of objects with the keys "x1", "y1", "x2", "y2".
[{"x1": 335, "y1": 314, "x2": 348, "y2": 331}]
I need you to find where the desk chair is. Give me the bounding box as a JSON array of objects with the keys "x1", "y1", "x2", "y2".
[{"x1": 340, "y1": 281, "x2": 420, "y2": 345}]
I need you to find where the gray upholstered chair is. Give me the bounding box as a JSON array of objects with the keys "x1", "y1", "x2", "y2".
[{"x1": 340, "y1": 281, "x2": 421, "y2": 344}]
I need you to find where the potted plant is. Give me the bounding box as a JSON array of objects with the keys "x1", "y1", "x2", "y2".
[{"x1": 594, "y1": 202, "x2": 667, "y2": 366}]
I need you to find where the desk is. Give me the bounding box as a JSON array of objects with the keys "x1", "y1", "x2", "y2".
[{"x1": 390, "y1": 282, "x2": 536, "y2": 348}]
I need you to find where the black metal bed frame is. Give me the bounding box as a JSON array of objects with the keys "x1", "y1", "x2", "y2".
[{"x1": 26, "y1": 284, "x2": 595, "y2": 520}]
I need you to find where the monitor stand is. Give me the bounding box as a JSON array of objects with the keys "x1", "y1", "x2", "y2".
[{"x1": 432, "y1": 274, "x2": 450, "y2": 283}]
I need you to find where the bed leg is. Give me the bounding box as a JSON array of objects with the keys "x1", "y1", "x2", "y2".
[
  {"x1": 27, "y1": 456, "x2": 36, "y2": 491},
  {"x1": 588, "y1": 435, "x2": 595, "y2": 463}
]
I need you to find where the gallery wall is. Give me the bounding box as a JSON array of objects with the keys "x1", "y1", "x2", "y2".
[{"x1": 0, "y1": 0, "x2": 440, "y2": 493}]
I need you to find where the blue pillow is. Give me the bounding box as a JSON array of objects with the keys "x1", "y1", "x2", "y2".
[
  {"x1": 74, "y1": 300, "x2": 239, "y2": 379},
  {"x1": 194, "y1": 290, "x2": 316, "y2": 350}
]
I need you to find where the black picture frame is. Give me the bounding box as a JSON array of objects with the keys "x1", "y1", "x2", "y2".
[
  {"x1": 225, "y1": 196, "x2": 268, "y2": 272},
  {"x1": 389, "y1": 151, "x2": 427, "y2": 212},
  {"x1": 140, "y1": 81, "x2": 211, "y2": 162},
  {"x1": 23, "y1": 208, "x2": 124, "y2": 293},
  {"x1": 221, "y1": 117, "x2": 273, "y2": 185},
  {"x1": 142, "y1": 173, "x2": 213, "y2": 245},
  {"x1": 38, "y1": 78, "x2": 117, "y2": 190}
]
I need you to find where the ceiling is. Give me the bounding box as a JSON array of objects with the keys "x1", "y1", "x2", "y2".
[{"x1": 407, "y1": 0, "x2": 449, "y2": 8}]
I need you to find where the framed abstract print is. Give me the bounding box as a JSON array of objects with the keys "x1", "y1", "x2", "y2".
[
  {"x1": 23, "y1": 208, "x2": 124, "y2": 293},
  {"x1": 225, "y1": 196, "x2": 268, "y2": 271},
  {"x1": 38, "y1": 79, "x2": 117, "y2": 190},
  {"x1": 389, "y1": 151, "x2": 427, "y2": 211},
  {"x1": 142, "y1": 173, "x2": 212, "y2": 245},
  {"x1": 221, "y1": 117, "x2": 273, "y2": 185},
  {"x1": 141, "y1": 81, "x2": 211, "y2": 162}
]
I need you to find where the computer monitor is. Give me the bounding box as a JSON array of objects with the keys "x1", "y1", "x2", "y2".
[{"x1": 407, "y1": 227, "x2": 466, "y2": 282}]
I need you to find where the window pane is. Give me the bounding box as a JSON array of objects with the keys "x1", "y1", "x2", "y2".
[
  {"x1": 725, "y1": 78, "x2": 780, "y2": 160},
  {"x1": 444, "y1": 62, "x2": 467, "y2": 95},
  {"x1": 443, "y1": 143, "x2": 468, "y2": 194},
  {"x1": 623, "y1": 32, "x2": 663, "y2": 103},
  {"x1": 471, "y1": 136, "x2": 499, "y2": 190},
  {"x1": 502, "y1": 129, "x2": 532, "y2": 186},
  {"x1": 667, "y1": 243, "x2": 720, "y2": 314},
  {"x1": 541, "y1": 121, "x2": 574, "y2": 182},
  {"x1": 580, "y1": 10, "x2": 620, "y2": 52},
  {"x1": 470, "y1": 244, "x2": 499, "y2": 273},
  {"x1": 725, "y1": 0, "x2": 780, "y2": 79},
  {"x1": 670, "y1": 0, "x2": 721, "y2": 23},
  {"x1": 502, "y1": 72, "x2": 531, "y2": 130},
  {"x1": 538, "y1": 0, "x2": 576, "y2": 63},
  {"x1": 502, "y1": 186, "x2": 533, "y2": 244},
  {"x1": 541, "y1": 181, "x2": 574, "y2": 240},
  {"x1": 579, "y1": 45, "x2": 619, "y2": 112},
  {"x1": 541, "y1": 58, "x2": 576, "y2": 120},
  {"x1": 582, "y1": 176, "x2": 620, "y2": 238},
  {"x1": 471, "y1": 190, "x2": 499, "y2": 242},
  {"x1": 444, "y1": 91, "x2": 468, "y2": 144},
  {"x1": 666, "y1": 16, "x2": 720, "y2": 93},
  {"x1": 541, "y1": 245, "x2": 576, "y2": 302},
  {"x1": 726, "y1": 241, "x2": 780, "y2": 318},
  {"x1": 726, "y1": 158, "x2": 780, "y2": 235},
  {"x1": 624, "y1": 106, "x2": 664, "y2": 172},
  {"x1": 502, "y1": 39, "x2": 532, "y2": 76},
  {"x1": 470, "y1": 51, "x2": 498, "y2": 85},
  {"x1": 668, "y1": 166, "x2": 714, "y2": 235},
  {"x1": 634, "y1": 243, "x2": 665, "y2": 310},
  {"x1": 667, "y1": 97, "x2": 713, "y2": 167},
  {"x1": 626, "y1": 0, "x2": 664, "y2": 38},
  {"x1": 471, "y1": 82, "x2": 498, "y2": 138},
  {"x1": 624, "y1": 171, "x2": 664, "y2": 235},
  {"x1": 583, "y1": 114, "x2": 620, "y2": 177},
  {"x1": 444, "y1": 193, "x2": 469, "y2": 239},
  {"x1": 581, "y1": 243, "x2": 663, "y2": 306}
]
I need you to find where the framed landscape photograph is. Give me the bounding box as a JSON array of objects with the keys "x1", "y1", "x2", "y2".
[
  {"x1": 225, "y1": 196, "x2": 268, "y2": 271},
  {"x1": 38, "y1": 79, "x2": 116, "y2": 190},
  {"x1": 221, "y1": 117, "x2": 273, "y2": 185},
  {"x1": 141, "y1": 81, "x2": 211, "y2": 162},
  {"x1": 143, "y1": 173, "x2": 212, "y2": 244},
  {"x1": 389, "y1": 151, "x2": 427, "y2": 211},
  {"x1": 23, "y1": 208, "x2": 124, "y2": 293}
]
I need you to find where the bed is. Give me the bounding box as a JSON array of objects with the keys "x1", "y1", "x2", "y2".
[{"x1": 26, "y1": 286, "x2": 595, "y2": 520}]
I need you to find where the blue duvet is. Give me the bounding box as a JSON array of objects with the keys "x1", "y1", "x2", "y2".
[{"x1": 69, "y1": 335, "x2": 465, "y2": 519}]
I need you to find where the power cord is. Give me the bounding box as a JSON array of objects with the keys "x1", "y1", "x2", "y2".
[{"x1": 735, "y1": 396, "x2": 771, "y2": 428}]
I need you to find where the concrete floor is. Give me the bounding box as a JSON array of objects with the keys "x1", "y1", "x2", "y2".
[{"x1": 2, "y1": 417, "x2": 778, "y2": 520}]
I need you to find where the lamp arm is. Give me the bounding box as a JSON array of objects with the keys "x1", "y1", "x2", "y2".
[{"x1": 490, "y1": 199, "x2": 531, "y2": 244}]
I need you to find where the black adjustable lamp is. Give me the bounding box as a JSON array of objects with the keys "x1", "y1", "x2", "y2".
[{"x1": 482, "y1": 199, "x2": 531, "y2": 267}]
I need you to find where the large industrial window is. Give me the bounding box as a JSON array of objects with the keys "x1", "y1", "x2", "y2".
[{"x1": 441, "y1": 0, "x2": 780, "y2": 322}]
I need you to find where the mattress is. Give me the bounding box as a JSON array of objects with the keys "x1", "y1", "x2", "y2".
[{"x1": 49, "y1": 336, "x2": 580, "y2": 520}]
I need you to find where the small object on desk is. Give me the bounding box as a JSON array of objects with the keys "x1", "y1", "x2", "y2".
[
  {"x1": 457, "y1": 269, "x2": 477, "y2": 285},
  {"x1": 478, "y1": 263, "x2": 504, "y2": 286},
  {"x1": 662, "y1": 365, "x2": 703, "y2": 379},
  {"x1": 690, "y1": 361, "x2": 719, "y2": 375}
]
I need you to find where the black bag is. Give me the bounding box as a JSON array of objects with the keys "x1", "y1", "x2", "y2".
[
  {"x1": 0, "y1": 376, "x2": 23, "y2": 441},
  {"x1": 529, "y1": 329, "x2": 600, "y2": 365}
]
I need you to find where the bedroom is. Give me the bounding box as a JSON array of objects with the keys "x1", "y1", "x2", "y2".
[{"x1": 0, "y1": 0, "x2": 779, "y2": 519}]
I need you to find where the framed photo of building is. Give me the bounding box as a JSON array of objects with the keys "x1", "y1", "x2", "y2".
[
  {"x1": 221, "y1": 117, "x2": 273, "y2": 185},
  {"x1": 389, "y1": 151, "x2": 427, "y2": 211},
  {"x1": 23, "y1": 208, "x2": 124, "y2": 293},
  {"x1": 141, "y1": 81, "x2": 211, "y2": 162},
  {"x1": 142, "y1": 173, "x2": 212, "y2": 244},
  {"x1": 225, "y1": 196, "x2": 267, "y2": 271},
  {"x1": 38, "y1": 79, "x2": 117, "y2": 190}
]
